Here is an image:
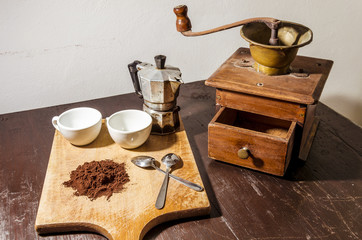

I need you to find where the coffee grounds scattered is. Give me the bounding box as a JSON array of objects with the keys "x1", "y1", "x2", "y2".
[{"x1": 63, "y1": 159, "x2": 130, "y2": 201}]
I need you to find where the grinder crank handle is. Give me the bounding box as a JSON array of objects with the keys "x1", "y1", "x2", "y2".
[{"x1": 173, "y1": 5, "x2": 280, "y2": 45}]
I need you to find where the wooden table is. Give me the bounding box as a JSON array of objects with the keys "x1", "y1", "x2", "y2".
[{"x1": 1, "y1": 80, "x2": 361, "y2": 239}]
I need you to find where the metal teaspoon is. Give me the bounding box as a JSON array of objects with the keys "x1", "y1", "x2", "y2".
[{"x1": 131, "y1": 155, "x2": 203, "y2": 192}]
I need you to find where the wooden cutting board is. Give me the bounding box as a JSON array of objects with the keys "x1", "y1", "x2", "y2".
[{"x1": 35, "y1": 119, "x2": 210, "y2": 239}]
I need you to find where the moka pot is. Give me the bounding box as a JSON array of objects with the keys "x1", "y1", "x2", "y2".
[{"x1": 128, "y1": 55, "x2": 183, "y2": 135}]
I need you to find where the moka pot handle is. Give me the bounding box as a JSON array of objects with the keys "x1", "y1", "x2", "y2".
[{"x1": 128, "y1": 60, "x2": 143, "y2": 98}]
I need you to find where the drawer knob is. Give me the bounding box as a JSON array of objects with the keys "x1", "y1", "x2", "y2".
[{"x1": 238, "y1": 147, "x2": 249, "y2": 159}]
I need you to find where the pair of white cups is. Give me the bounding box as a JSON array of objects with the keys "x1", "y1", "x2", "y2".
[{"x1": 52, "y1": 107, "x2": 152, "y2": 149}]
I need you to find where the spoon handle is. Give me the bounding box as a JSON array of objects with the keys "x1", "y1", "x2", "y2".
[
  {"x1": 154, "y1": 167, "x2": 204, "y2": 192},
  {"x1": 155, "y1": 167, "x2": 170, "y2": 209}
]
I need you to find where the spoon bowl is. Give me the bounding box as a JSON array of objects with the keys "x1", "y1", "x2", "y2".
[
  {"x1": 161, "y1": 153, "x2": 180, "y2": 169},
  {"x1": 131, "y1": 156, "x2": 156, "y2": 168}
]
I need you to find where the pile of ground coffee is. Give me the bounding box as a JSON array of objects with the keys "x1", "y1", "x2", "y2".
[{"x1": 63, "y1": 159, "x2": 130, "y2": 201}]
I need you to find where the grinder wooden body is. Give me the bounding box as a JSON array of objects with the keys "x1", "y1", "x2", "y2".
[{"x1": 205, "y1": 48, "x2": 333, "y2": 176}]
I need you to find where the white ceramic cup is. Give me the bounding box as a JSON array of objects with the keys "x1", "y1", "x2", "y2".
[
  {"x1": 52, "y1": 107, "x2": 102, "y2": 146},
  {"x1": 106, "y1": 109, "x2": 152, "y2": 149}
]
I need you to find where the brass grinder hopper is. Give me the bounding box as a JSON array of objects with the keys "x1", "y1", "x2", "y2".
[{"x1": 174, "y1": 5, "x2": 313, "y2": 75}]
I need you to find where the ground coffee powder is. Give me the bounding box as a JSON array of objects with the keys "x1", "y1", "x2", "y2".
[{"x1": 63, "y1": 159, "x2": 130, "y2": 201}]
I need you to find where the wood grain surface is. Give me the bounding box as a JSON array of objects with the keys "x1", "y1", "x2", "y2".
[
  {"x1": 215, "y1": 89, "x2": 306, "y2": 125},
  {"x1": 1, "y1": 81, "x2": 361, "y2": 240},
  {"x1": 205, "y1": 48, "x2": 333, "y2": 105},
  {"x1": 35, "y1": 120, "x2": 210, "y2": 239}
]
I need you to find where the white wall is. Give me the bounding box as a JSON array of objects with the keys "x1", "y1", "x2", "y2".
[{"x1": 1, "y1": 1, "x2": 361, "y2": 126}]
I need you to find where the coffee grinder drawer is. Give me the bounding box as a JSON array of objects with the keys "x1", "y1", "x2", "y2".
[{"x1": 208, "y1": 107, "x2": 296, "y2": 176}]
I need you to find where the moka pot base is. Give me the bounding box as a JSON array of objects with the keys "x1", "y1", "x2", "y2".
[{"x1": 143, "y1": 104, "x2": 180, "y2": 135}]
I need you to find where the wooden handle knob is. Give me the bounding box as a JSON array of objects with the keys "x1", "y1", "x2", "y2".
[{"x1": 174, "y1": 5, "x2": 192, "y2": 32}]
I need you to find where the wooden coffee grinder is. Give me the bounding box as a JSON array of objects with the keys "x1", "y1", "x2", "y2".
[{"x1": 174, "y1": 5, "x2": 333, "y2": 176}]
